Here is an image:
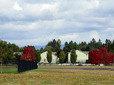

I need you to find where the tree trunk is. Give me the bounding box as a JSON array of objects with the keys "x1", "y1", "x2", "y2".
[{"x1": 1, "y1": 62, "x2": 2, "y2": 73}]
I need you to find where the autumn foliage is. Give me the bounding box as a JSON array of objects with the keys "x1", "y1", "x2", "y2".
[
  {"x1": 89, "y1": 49, "x2": 102, "y2": 64},
  {"x1": 21, "y1": 46, "x2": 36, "y2": 61},
  {"x1": 89, "y1": 46, "x2": 114, "y2": 65}
]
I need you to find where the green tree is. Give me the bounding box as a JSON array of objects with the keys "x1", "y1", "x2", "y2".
[
  {"x1": 70, "y1": 49, "x2": 77, "y2": 64},
  {"x1": 55, "y1": 46, "x2": 59, "y2": 52},
  {"x1": 7, "y1": 43, "x2": 20, "y2": 52},
  {"x1": 46, "y1": 39, "x2": 61, "y2": 51},
  {"x1": 57, "y1": 39, "x2": 61, "y2": 49},
  {"x1": 35, "y1": 49, "x2": 41, "y2": 63},
  {"x1": 73, "y1": 42, "x2": 78, "y2": 50},
  {"x1": 44, "y1": 45, "x2": 53, "y2": 51},
  {"x1": 65, "y1": 41, "x2": 68, "y2": 46},
  {"x1": 6, "y1": 48, "x2": 13, "y2": 64},
  {"x1": 19, "y1": 47, "x2": 24, "y2": 52},
  {"x1": 0, "y1": 41, "x2": 6, "y2": 73},
  {"x1": 63, "y1": 46, "x2": 69, "y2": 52},
  {"x1": 85, "y1": 45, "x2": 91, "y2": 51},
  {"x1": 59, "y1": 51, "x2": 65, "y2": 64},
  {"x1": 52, "y1": 39, "x2": 57, "y2": 48},
  {"x1": 40, "y1": 47, "x2": 44, "y2": 53},
  {"x1": 47, "y1": 50, "x2": 52, "y2": 64}
]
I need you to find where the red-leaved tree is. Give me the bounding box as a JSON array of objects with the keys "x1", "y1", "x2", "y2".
[
  {"x1": 89, "y1": 49, "x2": 102, "y2": 64},
  {"x1": 107, "y1": 52, "x2": 113, "y2": 64},
  {"x1": 89, "y1": 46, "x2": 114, "y2": 65},
  {"x1": 21, "y1": 46, "x2": 36, "y2": 61},
  {"x1": 112, "y1": 54, "x2": 114, "y2": 63},
  {"x1": 99, "y1": 46, "x2": 108, "y2": 65}
]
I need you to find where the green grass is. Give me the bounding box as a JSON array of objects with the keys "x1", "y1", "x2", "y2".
[
  {"x1": 42, "y1": 81, "x2": 54, "y2": 84},
  {"x1": 0, "y1": 68, "x2": 18, "y2": 74},
  {"x1": 0, "y1": 67, "x2": 49, "y2": 74}
]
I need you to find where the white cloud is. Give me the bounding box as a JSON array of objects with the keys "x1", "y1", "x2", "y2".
[
  {"x1": 13, "y1": 3, "x2": 22, "y2": 11},
  {"x1": 6, "y1": 32, "x2": 58, "y2": 46},
  {"x1": 106, "y1": 28, "x2": 114, "y2": 31},
  {"x1": 22, "y1": 3, "x2": 58, "y2": 19},
  {"x1": 59, "y1": 33, "x2": 78, "y2": 42},
  {"x1": 89, "y1": 31, "x2": 99, "y2": 41},
  {"x1": 0, "y1": 0, "x2": 114, "y2": 46},
  {"x1": 86, "y1": 0, "x2": 99, "y2": 9},
  {"x1": 0, "y1": 22, "x2": 39, "y2": 31}
]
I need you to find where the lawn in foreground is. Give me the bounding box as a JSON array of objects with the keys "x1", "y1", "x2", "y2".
[{"x1": 0, "y1": 66, "x2": 114, "y2": 85}]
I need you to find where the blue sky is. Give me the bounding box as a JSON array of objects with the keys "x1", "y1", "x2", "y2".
[{"x1": 0, "y1": 0, "x2": 114, "y2": 47}]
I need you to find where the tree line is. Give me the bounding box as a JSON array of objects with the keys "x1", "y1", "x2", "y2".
[
  {"x1": 0, "y1": 38, "x2": 114, "y2": 65},
  {"x1": 1, "y1": 38, "x2": 114, "y2": 53},
  {"x1": 40, "y1": 38, "x2": 114, "y2": 54}
]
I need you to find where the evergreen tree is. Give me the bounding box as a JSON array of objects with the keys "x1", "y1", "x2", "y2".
[
  {"x1": 40, "y1": 47, "x2": 44, "y2": 53},
  {"x1": 47, "y1": 50, "x2": 52, "y2": 64},
  {"x1": 63, "y1": 46, "x2": 69, "y2": 52},
  {"x1": 59, "y1": 51, "x2": 65, "y2": 64},
  {"x1": 70, "y1": 49, "x2": 77, "y2": 64},
  {"x1": 73, "y1": 42, "x2": 78, "y2": 50},
  {"x1": 65, "y1": 41, "x2": 68, "y2": 46},
  {"x1": 35, "y1": 49, "x2": 41, "y2": 63},
  {"x1": 45, "y1": 39, "x2": 61, "y2": 51},
  {"x1": 57, "y1": 39, "x2": 61, "y2": 49}
]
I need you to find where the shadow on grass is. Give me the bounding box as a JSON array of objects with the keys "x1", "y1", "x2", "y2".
[{"x1": 21, "y1": 69, "x2": 52, "y2": 74}]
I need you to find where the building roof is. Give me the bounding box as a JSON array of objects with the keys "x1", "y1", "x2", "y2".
[
  {"x1": 81, "y1": 51, "x2": 89, "y2": 55},
  {"x1": 14, "y1": 52, "x2": 22, "y2": 55}
]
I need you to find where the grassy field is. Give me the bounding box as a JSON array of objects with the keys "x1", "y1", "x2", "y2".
[{"x1": 0, "y1": 66, "x2": 114, "y2": 85}]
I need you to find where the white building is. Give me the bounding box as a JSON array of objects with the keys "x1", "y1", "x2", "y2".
[{"x1": 68, "y1": 50, "x2": 89, "y2": 63}]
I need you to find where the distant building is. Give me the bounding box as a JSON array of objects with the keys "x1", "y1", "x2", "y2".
[{"x1": 14, "y1": 52, "x2": 22, "y2": 55}]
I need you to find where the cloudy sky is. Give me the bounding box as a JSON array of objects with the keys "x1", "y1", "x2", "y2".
[{"x1": 0, "y1": 0, "x2": 114, "y2": 47}]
